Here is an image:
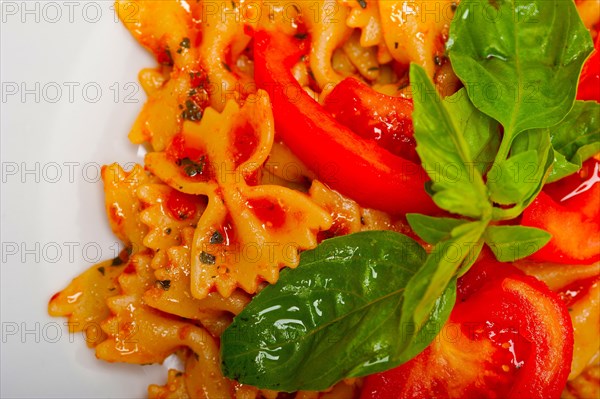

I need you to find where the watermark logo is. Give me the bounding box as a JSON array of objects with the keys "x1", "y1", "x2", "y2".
[
  {"x1": 1, "y1": 241, "x2": 124, "y2": 264},
  {"x1": 1, "y1": 1, "x2": 132, "y2": 24},
  {"x1": 1, "y1": 81, "x2": 141, "y2": 104}
]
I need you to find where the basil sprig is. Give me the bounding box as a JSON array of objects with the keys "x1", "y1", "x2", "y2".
[
  {"x1": 404, "y1": 0, "x2": 593, "y2": 337},
  {"x1": 447, "y1": 0, "x2": 594, "y2": 219},
  {"x1": 220, "y1": 0, "x2": 597, "y2": 391}
]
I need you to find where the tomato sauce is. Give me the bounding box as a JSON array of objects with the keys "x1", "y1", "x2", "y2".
[
  {"x1": 166, "y1": 190, "x2": 199, "y2": 221},
  {"x1": 246, "y1": 198, "x2": 286, "y2": 229}
]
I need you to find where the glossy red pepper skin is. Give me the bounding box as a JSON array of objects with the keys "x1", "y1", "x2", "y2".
[
  {"x1": 521, "y1": 190, "x2": 600, "y2": 264},
  {"x1": 520, "y1": 159, "x2": 599, "y2": 264},
  {"x1": 361, "y1": 259, "x2": 574, "y2": 399},
  {"x1": 577, "y1": 34, "x2": 600, "y2": 102},
  {"x1": 542, "y1": 159, "x2": 600, "y2": 221},
  {"x1": 323, "y1": 78, "x2": 419, "y2": 164},
  {"x1": 253, "y1": 31, "x2": 436, "y2": 214}
]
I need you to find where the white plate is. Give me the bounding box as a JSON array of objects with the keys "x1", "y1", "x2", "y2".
[{"x1": 1, "y1": 2, "x2": 178, "y2": 397}]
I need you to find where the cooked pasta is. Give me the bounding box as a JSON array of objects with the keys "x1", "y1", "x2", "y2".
[{"x1": 49, "y1": 0, "x2": 600, "y2": 398}]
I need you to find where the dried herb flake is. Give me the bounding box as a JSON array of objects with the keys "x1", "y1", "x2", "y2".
[
  {"x1": 199, "y1": 251, "x2": 216, "y2": 265},
  {"x1": 179, "y1": 156, "x2": 205, "y2": 177},
  {"x1": 156, "y1": 280, "x2": 171, "y2": 291},
  {"x1": 181, "y1": 99, "x2": 202, "y2": 121},
  {"x1": 210, "y1": 230, "x2": 224, "y2": 244}
]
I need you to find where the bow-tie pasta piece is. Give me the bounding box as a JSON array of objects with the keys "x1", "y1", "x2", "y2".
[
  {"x1": 342, "y1": 30, "x2": 382, "y2": 81},
  {"x1": 148, "y1": 368, "x2": 189, "y2": 399},
  {"x1": 145, "y1": 92, "x2": 275, "y2": 194},
  {"x1": 148, "y1": 351, "x2": 280, "y2": 399},
  {"x1": 195, "y1": 0, "x2": 253, "y2": 111},
  {"x1": 138, "y1": 183, "x2": 206, "y2": 251},
  {"x1": 95, "y1": 251, "x2": 232, "y2": 398},
  {"x1": 286, "y1": 0, "x2": 351, "y2": 90},
  {"x1": 117, "y1": 0, "x2": 258, "y2": 149},
  {"x1": 116, "y1": 0, "x2": 206, "y2": 151},
  {"x1": 95, "y1": 253, "x2": 225, "y2": 382},
  {"x1": 261, "y1": 141, "x2": 314, "y2": 189},
  {"x1": 180, "y1": 94, "x2": 275, "y2": 183},
  {"x1": 102, "y1": 164, "x2": 154, "y2": 252},
  {"x1": 48, "y1": 252, "x2": 128, "y2": 347},
  {"x1": 115, "y1": 0, "x2": 193, "y2": 60},
  {"x1": 145, "y1": 93, "x2": 332, "y2": 298},
  {"x1": 339, "y1": 0, "x2": 392, "y2": 64},
  {"x1": 181, "y1": 348, "x2": 291, "y2": 399},
  {"x1": 191, "y1": 183, "x2": 333, "y2": 298},
  {"x1": 378, "y1": 0, "x2": 453, "y2": 77},
  {"x1": 309, "y1": 180, "x2": 362, "y2": 240},
  {"x1": 143, "y1": 228, "x2": 251, "y2": 337},
  {"x1": 340, "y1": 0, "x2": 383, "y2": 47}
]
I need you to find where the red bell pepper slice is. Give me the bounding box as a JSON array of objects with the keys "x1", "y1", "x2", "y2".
[
  {"x1": 521, "y1": 159, "x2": 599, "y2": 264},
  {"x1": 577, "y1": 34, "x2": 600, "y2": 102},
  {"x1": 361, "y1": 259, "x2": 573, "y2": 399},
  {"x1": 323, "y1": 78, "x2": 419, "y2": 164},
  {"x1": 521, "y1": 192, "x2": 600, "y2": 265},
  {"x1": 542, "y1": 158, "x2": 600, "y2": 221},
  {"x1": 253, "y1": 30, "x2": 435, "y2": 214}
]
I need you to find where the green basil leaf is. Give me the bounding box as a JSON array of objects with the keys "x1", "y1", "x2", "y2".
[
  {"x1": 509, "y1": 127, "x2": 554, "y2": 201},
  {"x1": 448, "y1": 0, "x2": 593, "y2": 156},
  {"x1": 551, "y1": 151, "x2": 584, "y2": 183},
  {"x1": 400, "y1": 220, "x2": 487, "y2": 347},
  {"x1": 410, "y1": 65, "x2": 491, "y2": 219},
  {"x1": 400, "y1": 279, "x2": 457, "y2": 362},
  {"x1": 445, "y1": 90, "x2": 501, "y2": 176},
  {"x1": 548, "y1": 101, "x2": 600, "y2": 182},
  {"x1": 221, "y1": 231, "x2": 447, "y2": 392},
  {"x1": 484, "y1": 225, "x2": 552, "y2": 262},
  {"x1": 488, "y1": 150, "x2": 539, "y2": 205},
  {"x1": 491, "y1": 128, "x2": 554, "y2": 219},
  {"x1": 406, "y1": 213, "x2": 468, "y2": 244},
  {"x1": 488, "y1": 127, "x2": 553, "y2": 205}
]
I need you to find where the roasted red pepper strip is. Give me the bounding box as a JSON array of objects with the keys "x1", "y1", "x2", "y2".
[
  {"x1": 323, "y1": 77, "x2": 419, "y2": 164},
  {"x1": 361, "y1": 260, "x2": 574, "y2": 399},
  {"x1": 253, "y1": 31, "x2": 435, "y2": 214},
  {"x1": 577, "y1": 34, "x2": 600, "y2": 102}
]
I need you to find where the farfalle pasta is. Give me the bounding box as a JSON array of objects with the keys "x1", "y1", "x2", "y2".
[
  {"x1": 145, "y1": 93, "x2": 332, "y2": 297},
  {"x1": 49, "y1": 0, "x2": 599, "y2": 398}
]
